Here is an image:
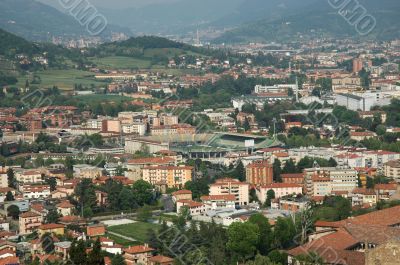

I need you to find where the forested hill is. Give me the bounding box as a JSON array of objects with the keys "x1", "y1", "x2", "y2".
[
  {"x1": 215, "y1": 0, "x2": 400, "y2": 43},
  {"x1": 0, "y1": 28, "x2": 40, "y2": 56}
]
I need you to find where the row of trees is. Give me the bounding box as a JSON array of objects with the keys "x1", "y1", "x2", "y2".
[{"x1": 147, "y1": 214, "x2": 297, "y2": 265}]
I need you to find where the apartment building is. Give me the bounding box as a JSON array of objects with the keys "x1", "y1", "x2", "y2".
[
  {"x1": 15, "y1": 170, "x2": 43, "y2": 184},
  {"x1": 256, "y1": 183, "x2": 303, "y2": 202},
  {"x1": 150, "y1": 123, "x2": 196, "y2": 136},
  {"x1": 245, "y1": 160, "x2": 273, "y2": 186},
  {"x1": 384, "y1": 159, "x2": 400, "y2": 181},
  {"x1": 209, "y1": 178, "x2": 249, "y2": 206},
  {"x1": 21, "y1": 185, "x2": 51, "y2": 199},
  {"x1": 121, "y1": 123, "x2": 146, "y2": 135},
  {"x1": 142, "y1": 165, "x2": 193, "y2": 188},
  {"x1": 19, "y1": 211, "x2": 43, "y2": 235},
  {"x1": 126, "y1": 157, "x2": 175, "y2": 181},
  {"x1": 304, "y1": 167, "x2": 358, "y2": 196}
]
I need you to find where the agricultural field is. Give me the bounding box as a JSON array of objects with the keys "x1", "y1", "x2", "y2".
[{"x1": 17, "y1": 69, "x2": 107, "y2": 91}]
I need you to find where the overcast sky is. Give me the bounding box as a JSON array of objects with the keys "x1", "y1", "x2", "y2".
[{"x1": 37, "y1": 0, "x2": 179, "y2": 9}]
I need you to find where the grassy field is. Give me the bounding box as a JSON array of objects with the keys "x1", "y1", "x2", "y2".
[
  {"x1": 105, "y1": 233, "x2": 138, "y2": 247},
  {"x1": 107, "y1": 221, "x2": 161, "y2": 243},
  {"x1": 17, "y1": 69, "x2": 107, "y2": 90},
  {"x1": 90, "y1": 56, "x2": 161, "y2": 69}
]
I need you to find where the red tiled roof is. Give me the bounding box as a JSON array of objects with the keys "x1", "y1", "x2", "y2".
[
  {"x1": 19, "y1": 211, "x2": 41, "y2": 218},
  {"x1": 124, "y1": 245, "x2": 154, "y2": 254},
  {"x1": 172, "y1": 190, "x2": 192, "y2": 196},
  {"x1": 39, "y1": 223, "x2": 64, "y2": 230},
  {"x1": 127, "y1": 157, "x2": 174, "y2": 164},
  {"x1": 148, "y1": 255, "x2": 174, "y2": 263}
]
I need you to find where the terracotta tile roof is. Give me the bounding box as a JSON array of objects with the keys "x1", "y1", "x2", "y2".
[
  {"x1": 288, "y1": 247, "x2": 364, "y2": 265},
  {"x1": 39, "y1": 223, "x2": 64, "y2": 230},
  {"x1": 19, "y1": 211, "x2": 41, "y2": 218},
  {"x1": 56, "y1": 200, "x2": 74, "y2": 208},
  {"x1": 172, "y1": 190, "x2": 192, "y2": 196},
  {"x1": 281, "y1": 173, "x2": 304, "y2": 179},
  {"x1": 375, "y1": 183, "x2": 397, "y2": 190},
  {"x1": 127, "y1": 157, "x2": 174, "y2": 164},
  {"x1": 124, "y1": 245, "x2": 154, "y2": 254},
  {"x1": 260, "y1": 183, "x2": 303, "y2": 189},
  {"x1": 149, "y1": 255, "x2": 174, "y2": 263},
  {"x1": 177, "y1": 200, "x2": 204, "y2": 208},
  {"x1": 0, "y1": 256, "x2": 20, "y2": 265}
]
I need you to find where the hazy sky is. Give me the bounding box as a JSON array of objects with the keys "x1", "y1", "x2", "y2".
[{"x1": 37, "y1": 0, "x2": 179, "y2": 9}]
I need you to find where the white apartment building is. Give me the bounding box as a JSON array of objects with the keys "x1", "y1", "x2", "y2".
[
  {"x1": 15, "y1": 170, "x2": 43, "y2": 184},
  {"x1": 384, "y1": 159, "x2": 400, "y2": 182},
  {"x1": 304, "y1": 167, "x2": 358, "y2": 196},
  {"x1": 254, "y1": 84, "x2": 297, "y2": 94},
  {"x1": 121, "y1": 123, "x2": 146, "y2": 135},
  {"x1": 21, "y1": 185, "x2": 51, "y2": 199},
  {"x1": 73, "y1": 164, "x2": 103, "y2": 179},
  {"x1": 209, "y1": 178, "x2": 249, "y2": 206},
  {"x1": 256, "y1": 183, "x2": 303, "y2": 202}
]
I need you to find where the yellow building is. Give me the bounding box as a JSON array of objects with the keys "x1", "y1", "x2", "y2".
[
  {"x1": 142, "y1": 165, "x2": 193, "y2": 188},
  {"x1": 38, "y1": 223, "x2": 65, "y2": 237}
]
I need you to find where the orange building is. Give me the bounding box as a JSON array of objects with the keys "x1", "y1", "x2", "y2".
[{"x1": 245, "y1": 160, "x2": 273, "y2": 186}]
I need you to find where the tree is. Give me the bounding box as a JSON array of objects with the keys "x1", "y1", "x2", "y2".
[
  {"x1": 75, "y1": 179, "x2": 97, "y2": 215},
  {"x1": 282, "y1": 159, "x2": 297, "y2": 173},
  {"x1": 41, "y1": 233, "x2": 55, "y2": 254},
  {"x1": 226, "y1": 222, "x2": 260, "y2": 262},
  {"x1": 248, "y1": 213, "x2": 272, "y2": 255},
  {"x1": 243, "y1": 117, "x2": 251, "y2": 131},
  {"x1": 264, "y1": 189, "x2": 275, "y2": 208},
  {"x1": 87, "y1": 238, "x2": 104, "y2": 265},
  {"x1": 7, "y1": 168, "x2": 16, "y2": 189},
  {"x1": 45, "y1": 208, "x2": 60, "y2": 223},
  {"x1": 272, "y1": 217, "x2": 296, "y2": 249},
  {"x1": 132, "y1": 180, "x2": 154, "y2": 206},
  {"x1": 137, "y1": 205, "x2": 152, "y2": 222},
  {"x1": 118, "y1": 187, "x2": 135, "y2": 210},
  {"x1": 7, "y1": 205, "x2": 20, "y2": 219},
  {"x1": 69, "y1": 240, "x2": 87, "y2": 265},
  {"x1": 233, "y1": 161, "x2": 246, "y2": 182},
  {"x1": 245, "y1": 254, "x2": 277, "y2": 265},
  {"x1": 111, "y1": 254, "x2": 126, "y2": 265},
  {"x1": 376, "y1": 125, "x2": 387, "y2": 136},
  {"x1": 5, "y1": 191, "x2": 14, "y2": 201},
  {"x1": 45, "y1": 177, "x2": 57, "y2": 191},
  {"x1": 272, "y1": 159, "x2": 282, "y2": 182}
]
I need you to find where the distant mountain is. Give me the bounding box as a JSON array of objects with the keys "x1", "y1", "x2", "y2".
[
  {"x1": 215, "y1": 0, "x2": 400, "y2": 43},
  {"x1": 0, "y1": 0, "x2": 131, "y2": 41},
  {"x1": 97, "y1": 0, "x2": 245, "y2": 34}
]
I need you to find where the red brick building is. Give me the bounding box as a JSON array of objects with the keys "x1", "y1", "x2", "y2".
[{"x1": 245, "y1": 160, "x2": 273, "y2": 186}]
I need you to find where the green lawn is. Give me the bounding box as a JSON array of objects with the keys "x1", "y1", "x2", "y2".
[
  {"x1": 105, "y1": 233, "x2": 138, "y2": 247},
  {"x1": 107, "y1": 221, "x2": 161, "y2": 243},
  {"x1": 90, "y1": 56, "x2": 157, "y2": 69},
  {"x1": 17, "y1": 69, "x2": 107, "y2": 90}
]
